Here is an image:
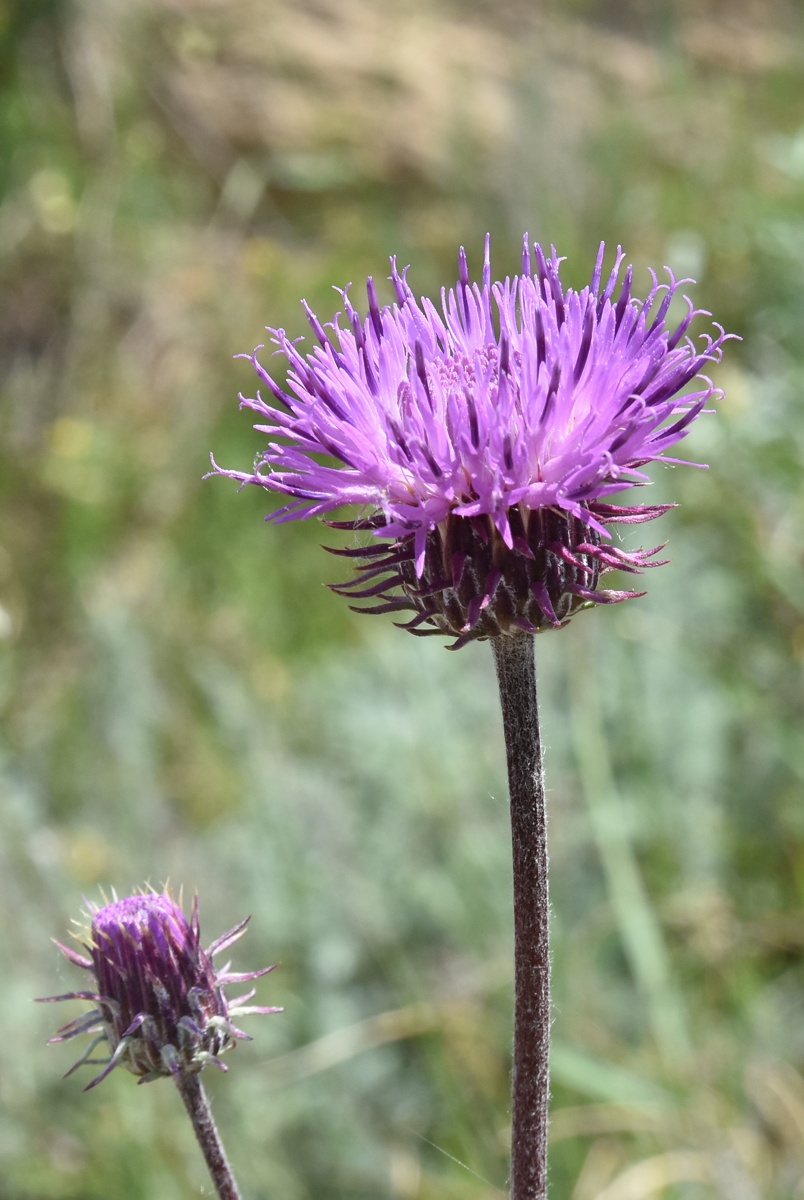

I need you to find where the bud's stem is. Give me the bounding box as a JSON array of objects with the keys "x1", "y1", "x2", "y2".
[
  {"x1": 492, "y1": 633, "x2": 549, "y2": 1200},
  {"x1": 175, "y1": 1072, "x2": 243, "y2": 1200}
]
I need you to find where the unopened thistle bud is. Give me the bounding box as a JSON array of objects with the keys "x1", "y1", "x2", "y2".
[{"x1": 39, "y1": 889, "x2": 281, "y2": 1089}]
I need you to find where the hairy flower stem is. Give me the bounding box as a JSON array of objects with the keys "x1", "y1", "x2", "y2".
[
  {"x1": 175, "y1": 1072, "x2": 243, "y2": 1200},
  {"x1": 492, "y1": 633, "x2": 550, "y2": 1200}
]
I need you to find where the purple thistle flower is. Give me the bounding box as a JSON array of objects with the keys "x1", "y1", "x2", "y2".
[
  {"x1": 39, "y1": 889, "x2": 281, "y2": 1090},
  {"x1": 210, "y1": 237, "x2": 730, "y2": 647}
]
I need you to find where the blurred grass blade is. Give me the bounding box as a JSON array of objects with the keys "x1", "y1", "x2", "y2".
[{"x1": 568, "y1": 632, "x2": 693, "y2": 1072}]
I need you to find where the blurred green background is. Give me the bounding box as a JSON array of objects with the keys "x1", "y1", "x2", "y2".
[{"x1": 2, "y1": 0, "x2": 804, "y2": 1196}]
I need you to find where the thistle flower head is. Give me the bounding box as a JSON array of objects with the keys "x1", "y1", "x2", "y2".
[
  {"x1": 39, "y1": 889, "x2": 281, "y2": 1089},
  {"x1": 211, "y1": 237, "x2": 730, "y2": 647}
]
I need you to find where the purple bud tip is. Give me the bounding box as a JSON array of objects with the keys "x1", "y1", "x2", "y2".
[{"x1": 39, "y1": 889, "x2": 280, "y2": 1089}]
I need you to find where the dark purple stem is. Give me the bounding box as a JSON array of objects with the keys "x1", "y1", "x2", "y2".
[
  {"x1": 492, "y1": 633, "x2": 549, "y2": 1200},
  {"x1": 175, "y1": 1072, "x2": 243, "y2": 1200}
]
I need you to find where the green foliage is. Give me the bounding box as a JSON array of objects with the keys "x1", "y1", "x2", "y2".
[{"x1": 2, "y1": 0, "x2": 804, "y2": 1196}]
